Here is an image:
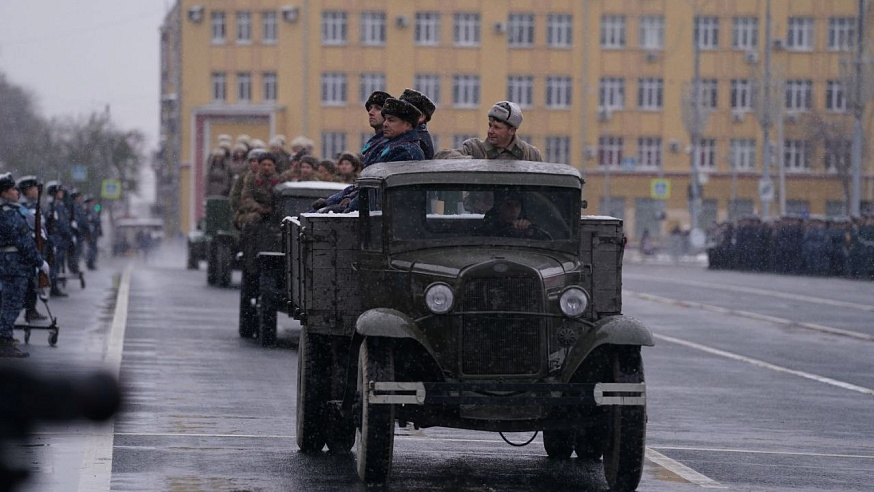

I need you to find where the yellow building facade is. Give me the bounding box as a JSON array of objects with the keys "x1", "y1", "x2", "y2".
[{"x1": 160, "y1": 0, "x2": 874, "y2": 240}]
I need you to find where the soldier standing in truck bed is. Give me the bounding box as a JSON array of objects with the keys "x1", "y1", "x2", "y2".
[{"x1": 436, "y1": 101, "x2": 542, "y2": 162}]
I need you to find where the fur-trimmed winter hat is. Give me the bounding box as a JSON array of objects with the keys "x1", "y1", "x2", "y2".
[
  {"x1": 381, "y1": 98, "x2": 422, "y2": 128},
  {"x1": 399, "y1": 88, "x2": 435, "y2": 122},
  {"x1": 0, "y1": 173, "x2": 16, "y2": 193},
  {"x1": 365, "y1": 90, "x2": 392, "y2": 111},
  {"x1": 487, "y1": 101, "x2": 523, "y2": 128},
  {"x1": 15, "y1": 175, "x2": 40, "y2": 191}
]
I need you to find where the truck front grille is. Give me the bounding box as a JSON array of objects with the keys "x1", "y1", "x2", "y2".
[{"x1": 460, "y1": 277, "x2": 541, "y2": 312}]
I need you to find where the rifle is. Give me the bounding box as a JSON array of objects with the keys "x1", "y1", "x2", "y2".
[{"x1": 33, "y1": 184, "x2": 50, "y2": 290}]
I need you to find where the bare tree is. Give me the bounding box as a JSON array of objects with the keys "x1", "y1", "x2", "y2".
[{"x1": 803, "y1": 113, "x2": 855, "y2": 215}]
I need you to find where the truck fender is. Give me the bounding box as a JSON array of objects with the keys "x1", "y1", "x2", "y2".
[
  {"x1": 355, "y1": 308, "x2": 439, "y2": 359},
  {"x1": 562, "y1": 315, "x2": 654, "y2": 381}
]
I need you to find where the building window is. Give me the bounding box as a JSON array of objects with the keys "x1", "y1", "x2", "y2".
[
  {"x1": 321, "y1": 132, "x2": 346, "y2": 161},
  {"x1": 638, "y1": 78, "x2": 663, "y2": 110},
  {"x1": 262, "y1": 11, "x2": 277, "y2": 44},
  {"x1": 695, "y1": 138, "x2": 716, "y2": 169},
  {"x1": 321, "y1": 73, "x2": 347, "y2": 106},
  {"x1": 453, "y1": 134, "x2": 477, "y2": 148},
  {"x1": 211, "y1": 12, "x2": 226, "y2": 44},
  {"x1": 733, "y1": 17, "x2": 758, "y2": 50},
  {"x1": 359, "y1": 73, "x2": 386, "y2": 104},
  {"x1": 787, "y1": 17, "x2": 814, "y2": 51},
  {"x1": 783, "y1": 139, "x2": 812, "y2": 172},
  {"x1": 730, "y1": 139, "x2": 756, "y2": 171},
  {"x1": 547, "y1": 14, "x2": 573, "y2": 48},
  {"x1": 545, "y1": 136, "x2": 570, "y2": 164},
  {"x1": 508, "y1": 13, "x2": 534, "y2": 47},
  {"x1": 699, "y1": 79, "x2": 718, "y2": 108},
  {"x1": 361, "y1": 11, "x2": 386, "y2": 46},
  {"x1": 695, "y1": 16, "x2": 719, "y2": 50},
  {"x1": 601, "y1": 15, "x2": 626, "y2": 48},
  {"x1": 828, "y1": 17, "x2": 855, "y2": 51},
  {"x1": 785, "y1": 80, "x2": 813, "y2": 111},
  {"x1": 638, "y1": 137, "x2": 662, "y2": 169},
  {"x1": 598, "y1": 136, "x2": 623, "y2": 168},
  {"x1": 415, "y1": 12, "x2": 440, "y2": 46},
  {"x1": 730, "y1": 79, "x2": 754, "y2": 110},
  {"x1": 824, "y1": 139, "x2": 851, "y2": 173},
  {"x1": 546, "y1": 76, "x2": 572, "y2": 108},
  {"x1": 454, "y1": 13, "x2": 481, "y2": 47},
  {"x1": 639, "y1": 16, "x2": 664, "y2": 50},
  {"x1": 599, "y1": 77, "x2": 625, "y2": 110},
  {"x1": 452, "y1": 75, "x2": 480, "y2": 107},
  {"x1": 236, "y1": 11, "x2": 251, "y2": 43},
  {"x1": 507, "y1": 76, "x2": 534, "y2": 108},
  {"x1": 826, "y1": 80, "x2": 847, "y2": 112},
  {"x1": 211, "y1": 72, "x2": 226, "y2": 101},
  {"x1": 237, "y1": 73, "x2": 252, "y2": 102},
  {"x1": 322, "y1": 11, "x2": 347, "y2": 45},
  {"x1": 263, "y1": 72, "x2": 277, "y2": 102},
  {"x1": 414, "y1": 74, "x2": 441, "y2": 105}
]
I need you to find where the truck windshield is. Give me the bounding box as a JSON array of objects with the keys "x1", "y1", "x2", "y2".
[{"x1": 388, "y1": 185, "x2": 578, "y2": 243}]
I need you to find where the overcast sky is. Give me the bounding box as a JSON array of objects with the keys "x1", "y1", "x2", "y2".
[{"x1": 0, "y1": 0, "x2": 168, "y2": 149}]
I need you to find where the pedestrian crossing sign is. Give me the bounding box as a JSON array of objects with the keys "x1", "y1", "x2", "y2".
[
  {"x1": 650, "y1": 179, "x2": 670, "y2": 200},
  {"x1": 101, "y1": 179, "x2": 122, "y2": 199}
]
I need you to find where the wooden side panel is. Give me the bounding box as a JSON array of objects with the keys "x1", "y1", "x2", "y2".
[{"x1": 580, "y1": 216, "x2": 625, "y2": 316}]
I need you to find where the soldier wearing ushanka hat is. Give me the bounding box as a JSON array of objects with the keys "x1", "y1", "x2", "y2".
[
  {"x1": 436, "y1": 100, "x2": 542, "y2": 161},
  {"x1": 399, "y1": 88, "x2": 436, "y2": 159}
]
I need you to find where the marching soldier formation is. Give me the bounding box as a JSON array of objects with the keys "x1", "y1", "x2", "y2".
[{"x1": 706, "y1": 213, "x2": 874, "y2": 279}]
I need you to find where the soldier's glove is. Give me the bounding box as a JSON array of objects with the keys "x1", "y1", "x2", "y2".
[
  {"x1": 40, "y1": 261, "x2": 50, "y2": 276},
  {"x1": 311, "y1": 198, "x2": 328, "y2": 210}
]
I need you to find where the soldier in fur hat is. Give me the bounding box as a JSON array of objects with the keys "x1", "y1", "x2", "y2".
[
  {"x1": 436, "y1": 101, "x2": 542, "y2": 162},
  {"x1": 399, "y1": 88, "x2": 436, "y2": 159}
]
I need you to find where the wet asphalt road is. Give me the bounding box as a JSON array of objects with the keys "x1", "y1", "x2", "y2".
[{"x1": 7, "y1": 243, "x2": 873, "y2": 491}]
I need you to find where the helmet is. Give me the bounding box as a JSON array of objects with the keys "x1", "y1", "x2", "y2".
[
  {"x1": 0, "y1": 173, "x2": 16, "y2": 193},
  {"x1": 45, "y1": 180, "x2": 63, "y2": 195},
  {"x1": 15, "y1": 175, "x2": 40, "y2": 191}
]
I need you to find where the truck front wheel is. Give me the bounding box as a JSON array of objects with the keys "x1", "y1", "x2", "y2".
[
  {"x1": 602, "y1": 347, "x2": 646, "y2": 492},
  {"x1": 355, "y1": 337, "x2": 395, "y2": 484}
]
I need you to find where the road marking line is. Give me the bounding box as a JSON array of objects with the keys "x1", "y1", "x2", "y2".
[
  {"x1": 655, "y1": 333, "x2": 874, "y2": 396},
  {"x1": 645, "y1": 448, "x2": 725, "y2": 488},
  {"x1": 652, "y1": 446, "x2": 874, "y2": 460},
  {"x1": 79, "y1": 265, "x2": 132, "y2": 492},
  {"x1": 628, "y1": 290, "x2": 874, "y2": 341}
]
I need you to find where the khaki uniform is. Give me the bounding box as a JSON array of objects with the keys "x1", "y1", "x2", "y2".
[{"x1": 437, "y1": 136, "x2": 542, "y2": 162}]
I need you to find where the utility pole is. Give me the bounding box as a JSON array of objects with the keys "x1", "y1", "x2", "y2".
[
  {"x1": 760, "y1": 0, "x2": 774, "y2": 219},
  {"x1": 850, "y1": 0, "x2": 865, "y2": 217}
]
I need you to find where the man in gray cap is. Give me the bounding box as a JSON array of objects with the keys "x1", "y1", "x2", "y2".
[{"x1": 438, "y1": 101, "x2": 542, "y2": 162}]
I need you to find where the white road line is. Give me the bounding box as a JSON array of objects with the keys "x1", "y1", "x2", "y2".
[
  {"x1": 624, "y1": 273, "x2": 874, "y2": 313},
  {"x1": 628, "y1": 290, "x2": 874, "y2": 341},
  {"x1": 645, "y1": 448, "x2": 725, "y2": 488},
  {"x1": 652, "y1": 446, "x2": 874, "y2": 460},
  {"x1": 79, "y1": 265, "x2": 132, "y2": 492},
  {"x1": 655, "y1": 333, "x2": 874, "y2": 396}
]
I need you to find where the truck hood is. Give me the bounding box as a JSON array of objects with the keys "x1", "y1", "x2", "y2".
[{"x1": 391, "y1": 248, "x2": 577, "y2": 278}]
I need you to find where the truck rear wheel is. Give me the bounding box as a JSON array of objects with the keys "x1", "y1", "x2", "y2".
[
  {"x1": 543, "y1": 430, "x2": 574, "y2": 458},
  {"x1": 238, "y1": 270, "x2": 257, "y2": 338},
  {"x1": 602, "y1": 347, "x2": 646, "y2": 492},
  {"x1": 257, "y1": 273, "x2": 277, "y2": 347},
  {"x1": 356, "y1": 337, "x2": 395, "y2": 484},
  {"x1": 206, "y1": 244, "x2": 217, "y2": 285},
  {"x1": 215, "y1": 242, "x2": 232, "y2": 288},
  {"x1": 296, "y1": 329, "x2": 327, "y2": 453}
]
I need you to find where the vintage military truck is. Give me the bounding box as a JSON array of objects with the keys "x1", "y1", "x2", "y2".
[
  {"x1": 204, "y1": 196, "x2": 239, "y2": 288},
  {"x1": 237, "y1": 181, "x2": 348, "y2": 345},
  {"x1": 287, "y1": 160, "x2": 653, "y2": 490}
]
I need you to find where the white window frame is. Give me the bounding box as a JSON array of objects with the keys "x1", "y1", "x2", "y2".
[
  {"x1": 321, "y1": 132, "x2": 346, "y2": 161},
  {"x1": 262, "y1": 11, "x2": 277, "y2": 44},
  {"x1": 546, "y1": 76, "x2": 572, "y2": 108},
  {"x1": 598, "y1": 136, "x2": 624, "y2": 168},
  {"x1": 415, "y1": 12, "x2": 440, "y2": 46},
  {"x1": 236, "y1": 11, "x2": 252, "y2": 44},
  {"x1": 211, "y1": 12, "x2": 226, "y2": 44},
  {"x1": 638, "y1": 137, "x2": 662, "y2": 169},
  {"x1": 732, "y1": 17, "x2": 758, "y2": 50},
  {"x1": 730, "y1": 79, "x2": 754, "y2": 110},
  {"x1": 638, "y1": 78, "x2": 663, "y2": 110},
  {"x1": 507, "y1": 76, "x2": 534, "y2": 108},
  {"x1": 263, "y1": 72, "x2": 277, "y2": 102},
  {"x1": 237, "y1": 72, "x2": 252, "y2": 102},
  {"x1": 547, "y1": 14, "x2": 573, "y2": 48},
  {"x1": 360, "y1": 11, "x2": 386, "y2": 46},
  {"x1": 414, "y1": 74, "x2": 441, "y2": 105},
  {"x1": 828, "y1": 17, "x2": 855, "y2": 51},
  {"x1": 824, "y1": 139, "x2": 851, "y2": 174},
  {"x1": 452, "y1": 74, "x2": 480, "y2": 107},
  {"x1": 695, "y1": 138, "x2": 716, "y2": 170},
  {"x1": 785, "y1": 80, "x2": 813, "y2": 112},
  {"x1": 695, "y1": 16, "x2": 719, "y2": 50},
  {"x1": 322, "y1": 11, "x2": 347, "y2": 45},
  {"x1": 730, "y1": 138, "x2": 756, "y2": 171},
  {"x1": 453, "y1": 13, "x2": 481, "y2": 47},
  {"x1": 700, "y1": 79, "x2": 718, "y2": 109},
  {"x1": 508, "y1": 13, "x2": 535, "y2": 48},
  {"x1": 211, "y1": 72, "x2": 227, "y2": 101},
  {"x1": 639, "y1": 16, "x2": 664, "y2": 50},
  {"x1": 359, "y1": 73, "x2": 387, "y2": 104},
  {"x1": 601, "y1": 15, "x2": 626, "y2": 49},
  {"x1": 826, "y1": 80, "x2": 846, "y2": 112},
  {"x1": 321, "y1": 72, "x2": 347, "y2": 106},
  {"x1": 545, "y1": 136, "x2": 570, "y2": 164},
  {"x1": 783, "y1": 139, "x2": 812, "y2": 173},
  {"x1": 599, "y1": 77, "x2": 625, "y2": 110},
  {"x1": 787, "y1": 17, "x2": 814, "y2": 51}
]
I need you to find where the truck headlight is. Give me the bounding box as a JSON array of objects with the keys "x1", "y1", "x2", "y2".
[
  {"x1": 559, "y1": 287, "x2": 589, "y2": 318},
  {"x1": 424, "y1": 283, "x2": 454, "y2": 315}
]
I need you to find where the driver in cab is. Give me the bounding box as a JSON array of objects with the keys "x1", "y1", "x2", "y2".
[{"x1": 477, "y1": 192, "x2": 549, "y2": 240}]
